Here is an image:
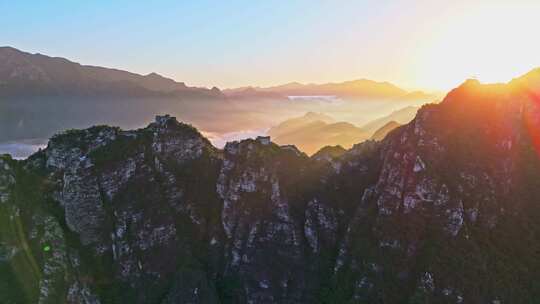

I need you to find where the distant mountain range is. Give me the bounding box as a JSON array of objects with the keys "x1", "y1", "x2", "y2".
[
  {"x1": 0, "y1": 46, "x2": 434, "y2": 144},
  {"x1": 370, "y1": 120, "x2": 401, "y2": 141},
  {"x1": 0, "y1": 46, "x2": 222, "y2": 99},
  {"x1": 0, "y1": 46, "x2": 436, "y2": 102},
  {"x1": 0, "y1": 46, "x2": 231, "y2": 142},
  {"x1": 268, "y1": 112, "x2": 335, "y2": 139},
  {"x1": 224, "y1": 80, "x2": 436, "y2": 101},
  {"x1": 268, "y1": 108, "x2": 417, "y2": 154},
  {"x1": 361, "y1": 105, "x2": 419, "y2": 134},
  {"x1": 268, "y1": 112, "x2": 368, "y2": 154}
]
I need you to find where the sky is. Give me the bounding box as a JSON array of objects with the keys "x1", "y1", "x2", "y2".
[{"x1": 2, "y1": 0, "x2": 540, "y2": 91}]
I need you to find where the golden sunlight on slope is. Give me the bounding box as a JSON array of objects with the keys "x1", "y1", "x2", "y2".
[{"x1": 268, "y1": 112, "x2": 369, "y2": 155}]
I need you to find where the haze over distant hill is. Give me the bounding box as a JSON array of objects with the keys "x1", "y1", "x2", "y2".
[
  {"x1": 0, "y1": 46, "x2": 435, "y2": 103},
  {"x1": 0, "y1": 46, "x2": 433, "y2": 152},
  {"x1": 224, "y1": 80, "x2": 436, "y2": 101},
  {"x1": 268, "y1": 112, "x2": 369, "y2": 155},
  {"x1": 361, "y1": 105, "x2": 419, "y2": 134},
  {"x1": 267, "y1": 112, "x2": 335, "y2": 138},
  {"x1": 370, "y1": 121, "x2": 401, "y2": 141},
  {"x1": 0, "y1": 46, "x2": 231, "y2": 142},
  {"x1": 0, "y1": 46, "x2": 222, "y2": 99},
  {"x1": 268, "y1": 108, "x2": 420, "y2": 155}
]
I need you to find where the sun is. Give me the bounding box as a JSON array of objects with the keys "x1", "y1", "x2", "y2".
[{"x1": 406, "y1": 1, "x2": 540, "y2": 91}]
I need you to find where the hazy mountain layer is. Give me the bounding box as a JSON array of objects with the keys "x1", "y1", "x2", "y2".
[
  {"x1": 361, "y1": 105, "x2": 419, "y2": 134},
  {"x1": 370, "y1": 121, "x2": 401, "y2": 141},
  {"x1": 224, "y1": 80, "x2": 436, "y2": 101},
  {"x1": 268, "y1": 112, "x2": 368, "y2": 155},
  {"x1": 0, "y1": 46, "x2": 224, "y2": 143},
  {"x1": 0, "y1": 47, "x2": 430, "y2": 145},
  {"x1": 267, "y1": 111, "x2": 405, "y2": 155},
  {"x1": 0, "y1": 46, "x2": 221, "y2": 98}
]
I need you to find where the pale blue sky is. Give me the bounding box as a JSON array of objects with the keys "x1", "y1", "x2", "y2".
[{"x1": 2, "y1": 1, "x2": 540, "y2": 90}]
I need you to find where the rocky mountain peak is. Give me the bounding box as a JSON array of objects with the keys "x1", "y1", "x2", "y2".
[
  {"x1": 3, "y1": 69, "x2": 540, "y2": 303},
  {"x1": 149, "y1": 115, "x2": 208, "y2": 141}
]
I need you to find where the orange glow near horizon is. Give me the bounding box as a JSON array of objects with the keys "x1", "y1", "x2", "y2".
[
  {"x1": 4, "y1": 1, "x2": 540, "y2": 93},
  {"x1": 202, "y1": 1, "x2": 540, "y2": 92},
  {"x1": 401, "y1": 2, "x2": 540, "y2": 92}
]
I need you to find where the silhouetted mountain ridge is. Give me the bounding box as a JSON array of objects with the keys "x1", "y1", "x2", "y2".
[
  {"x1": 361, "y1": 105, "x2": 419, "y2": 134},
  {"x1": 0, "y1": 46, "x2": 222, "y2": 98},
  {"x1": 370, "y1": 120, "x2": 401, "y2": 141},
  {"x1": 224, "y1": 79, "x2": 436, "y2": 101},
  {"x1": 268, "y1": 112, "x2": 368, "y2": 154}
]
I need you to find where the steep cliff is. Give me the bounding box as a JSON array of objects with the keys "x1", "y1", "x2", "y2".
[{"x1": 2, "y1": 72, "x2": 540, "y2": 303}]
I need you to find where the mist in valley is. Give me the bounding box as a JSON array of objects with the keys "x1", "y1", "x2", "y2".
[{"x1": 0, "y1": 95, "x2": 431, "y2": 158}]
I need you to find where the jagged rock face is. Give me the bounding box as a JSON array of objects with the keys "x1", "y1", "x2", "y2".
[
  {"x1": 3, "y1": 76, "x2": 540, "y2": 304},
  {"x1": 1, "y1": 116, "x2": 225, "y2": 303},
  {"x1": 0, "y1": 156, "x2": 16, "y2": 204},
  {"x1": 214, "y1": 138, "x2": 380, "y2": 304},
  {"x1": 334, "y1": 79, "x2": 540, "y2": 303},
  {"x1": 217, "y1": 138, "x2": 309, "y2": 303}
]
